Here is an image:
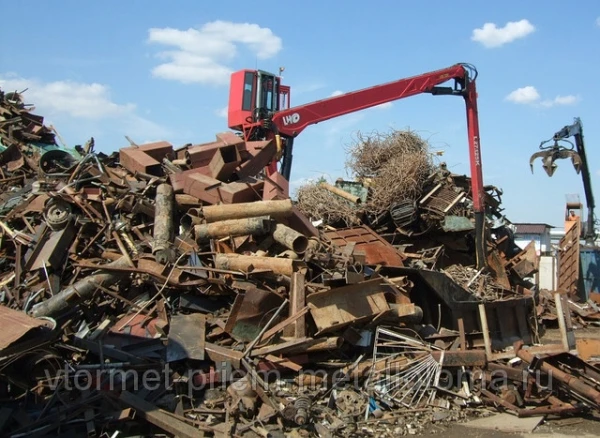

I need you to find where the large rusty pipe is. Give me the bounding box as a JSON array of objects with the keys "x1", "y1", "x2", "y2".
[
  {"x1": 517, "y1": 347, "x2": 600, "y2": 407},
  {"x1": 215, "y1": 253, "x2": 300, "y2": 276},
  {"x1": 194, "y1": 216, "x2": 272, "y2": 242},
  {"x1": 202, "y1": 199, "x2": 293, "y2": 223},
  {"x1": 272, "y1": 223, "x2": 308, "y2": 254},
  {"x1": 31, "y1": 256, "x2": 130, "y2": 318},
  {"x1": 153, "y1": 183, "x2": 175, "y2": 264}
]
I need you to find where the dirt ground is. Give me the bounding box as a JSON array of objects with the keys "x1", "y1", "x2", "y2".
[
  {"x1": 418, "y1": 325, "x2": 600, "y2": 437},
  {"x1": 421, "y1": 415, "x2": 600, "y2": 438}
]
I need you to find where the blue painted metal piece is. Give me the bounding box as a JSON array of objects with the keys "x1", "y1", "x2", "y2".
[{"x1": 580, "y1": 247, "x2": 600, "y2": 300}]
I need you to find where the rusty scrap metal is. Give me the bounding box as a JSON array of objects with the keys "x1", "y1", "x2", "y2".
[
  {"x1": 30, "y1": 256, "x2": 131, "y2": 318},
  {"x1": 516, "y1": 341, "x2": 600, "y2": 409},
  {"x1": 202, "y1": 198, "x2": 294, "y2": 222},
  {"x1": 152, "y1": 182, "x2": 175, "y2": 264},
  {"x1": 194, "y1": 216, "x2": 272, "y2": 242},
  {"x1": 1, "y1": 86, "x2": 600, "y2": 437}
]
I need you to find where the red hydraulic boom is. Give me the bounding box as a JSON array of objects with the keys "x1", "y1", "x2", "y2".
[{"x1": 228, "y1": 63, "x2": 486, "y2": 268}]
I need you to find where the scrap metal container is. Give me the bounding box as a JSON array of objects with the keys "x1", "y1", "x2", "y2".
[{"x1": 579, "y1": 246, "x2": 600, "y2": 300}]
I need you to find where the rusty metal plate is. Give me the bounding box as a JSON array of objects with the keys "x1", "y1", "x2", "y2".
[
  {"x1": 325, "y1": 225, "x2": 405, "y2": 266},
  {"x1": 167, "y1": 313, "x2": 206, "y2": 362},
  {"x1": 576, "y1": 339, "x2": 600, "y2": 362},
  {"x1": 558, "y1": 220, "x2": 580, "y2": 296},
  {"x1": 0, "y1": 305, "x2": 50, "y2": 351},
  {"x1": 306, "y1": 277, "x2": 390, "y2": 335},
  {"x1": 225, "y1": 288, "x2": 285, "y2": 342},
  {"x1": 119, "y1": 147, "x2": 162, "y2": 176}
]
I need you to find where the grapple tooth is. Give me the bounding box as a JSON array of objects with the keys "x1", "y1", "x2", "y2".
[
  {"x1": 571, "y1": 154, "x2": 582, "y2": 174},
  {"x1": 542, "y1": 155, "x2": 558, "y2": 176}
]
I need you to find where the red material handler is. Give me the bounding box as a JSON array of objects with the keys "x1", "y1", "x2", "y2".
[{"x1": 228, "y1": 63, "x2": 486, "y2": 268}]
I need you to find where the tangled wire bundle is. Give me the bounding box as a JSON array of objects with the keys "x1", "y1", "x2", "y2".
[
  {"x1": 345, "y1": 129, "x2": 433, "y2": 213},
  {"x1": 296, "y1": 182, "x2": 362, "y2": 227},
  {"x1": 443, "y1": 264, "x2": 507, "y2": 301}
]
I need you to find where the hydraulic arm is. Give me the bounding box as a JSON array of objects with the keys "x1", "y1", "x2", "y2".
[
  {"x1": 530, "y1": 117, "x2": 596, "y2": 244},
  {"x1": 228, "y1": 63, "x2": 487, "y2": 268}
]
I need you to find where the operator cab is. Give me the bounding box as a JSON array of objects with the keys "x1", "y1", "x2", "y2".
[{"x1": 228, "y1": 69, "x2": 290, "y2": 131}]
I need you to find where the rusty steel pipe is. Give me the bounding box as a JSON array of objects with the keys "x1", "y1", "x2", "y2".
[
  {"x1": 272, "y1": 223, "x2": 308, "y2": 254},
  {"x1": 202, "y1": 199, "x2": 293, "y2": 223},
  {"x1": 215, "y1": 253, "x2": 301, "y2": 276},
  {"x1": 319, "y1": 182, "x2": 361, "y2": 204},
  {"x1": 31, "y1": 256, "x2": 130, "y2": 318},
  {"x1": 153, "y1": 183, "x2": 175, "y2": 264},
  {"x1": 517, "y1": 346, "x2": 600, "y2": 408},
  {"x1": 194, "y1": 216, "x2": 272, "y2": 242}
]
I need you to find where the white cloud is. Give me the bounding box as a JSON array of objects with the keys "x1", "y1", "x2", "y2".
[
  {"x1": 293, "y1": 82, "x2": 327, "y2": 96},
  {"x1": 0, "y1": 74, "x2": 135, "y2": 119},
  {"x1": 374, "y1": 102, "x2": 393, "y2": 110},
  {"x1": 505, "y1": 86, "x2": 540, "y2": 104},
  {"x1": 215, "y1": 106, "x2": 228, "y2": 118},
  {"x1": 471, "y1": 19, "x2": 535, "y2": 48},
  {"x1": 539, "y1": 95, "x2": 580, "y2": 108},
  {"x1": 147, "y1": 21, "x2": 283, "y2": 86},
  {"x1": 596, "y1": 17, "x2": 600, "y2": 27},
  {"x1": 330, "y1": 90, "x2": 344, "y2": 97},
  {"x1": 0, "y1": 73, "x2": 170, "y2": 140},
  {"x1": 505, "y1": 85, "x2": 580, "y2": 108}
]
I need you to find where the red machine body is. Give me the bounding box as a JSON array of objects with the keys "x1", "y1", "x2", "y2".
[
  {"x1": 227, "y1": 63, "x2": 486, "y2": 267},
  {"x1": 228, "y1": 69, "x2": 291, "y2": 131}
]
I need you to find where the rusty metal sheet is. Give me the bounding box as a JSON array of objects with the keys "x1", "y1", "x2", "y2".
[
  {"x1": 28, "y1": 222, "x2": 76, "y2": 271},
  {"x1": 505, "y1": 240, "x2": 539, "y2": 279},
  {"x1": 167, "y1": 313, "x2": 206, "y2": 362},
  {"x1": 136, "y1": 141, "x2": 173, "y2": 161},
  {"x1": 209, "y1": 145, "x2": 241, "y2": 181},
  {"x1": 558, "y1": 220, "x2": 580, "y2": 296},
  {"x1": 234, "y1": 140, "x2": 276, "y2": 180},
  {"x1": 325, "y1": 225, "x2": 405, "y2": 266},
  {"x1": 182, "y1": 172, "x2": 263, "y2": 205},
  {"x1": 263, "y1": 171, "x2": 289, "y2": 201},
  {"x1": 225, "y1": 288, "x2": 285, "y2": 342},
  {"x1": 119, "y1": 147, "x2": 163, "y2": 176},
  {"x1": 306, "y1": 277, "x2": 390, "y2": 335},
  {"x1": 184, "y1": 133, "x2": 245, "y2": 168},
  {"x1": 0, "y1": 305, "x2": 49, "y2": 351},
  {"x1": 577, "y1": 339, "x2": 600, "y2": 362}
]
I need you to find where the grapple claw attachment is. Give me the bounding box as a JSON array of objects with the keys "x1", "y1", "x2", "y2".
[{"x1": 529, "y1": 143, "x2": 582, "y2": 177}]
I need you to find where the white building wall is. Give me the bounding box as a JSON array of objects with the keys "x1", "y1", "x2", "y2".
[
  {"x1": 538, "y1": 255, "x2": 556, "y2": 290},
  {"x1": 515, "y1": 231, "x2": 552, "y2": 255},
  {"x1": 539, "y1": 233, "x2": 552, "y2": 254}
]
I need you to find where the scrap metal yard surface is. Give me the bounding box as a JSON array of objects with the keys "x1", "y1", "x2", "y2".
[{"x1": 1, "y1": 88, "x2": 600, "y2": 437}]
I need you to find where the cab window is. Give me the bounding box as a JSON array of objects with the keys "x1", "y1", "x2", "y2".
[{"x1": 242, "y1": 72, "x2": 254, "y2": 111}]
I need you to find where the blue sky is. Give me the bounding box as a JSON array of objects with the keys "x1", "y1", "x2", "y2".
[{"x1": 1, "y1": 1, "x2": 599, "y2": 227}]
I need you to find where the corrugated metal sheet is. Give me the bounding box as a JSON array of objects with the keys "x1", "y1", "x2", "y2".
[
  {"x1": 325, "y1": 225, "x2": 406, "y2": 267},
  {"x1": 0, "y1": 305, "x2": 47, "y2": 351},
  {"x1": 514, "y1": 223, "x2": 554, "y2": 235}
]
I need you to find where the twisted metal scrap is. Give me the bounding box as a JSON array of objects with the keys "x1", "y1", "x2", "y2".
[
  {"x1": 443, "y1": 264, "x2": 506, "y2": 301},
  {"x1": 296, "y1": 182, "x2": 362, "y2": 227},
  {"x1": 345, "y1": 129, "x2": 434, "y2": 213}
]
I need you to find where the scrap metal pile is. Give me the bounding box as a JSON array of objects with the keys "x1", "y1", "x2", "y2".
[{"x1": 1, "y1": 88, "x2": 600, "y2": 437}]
